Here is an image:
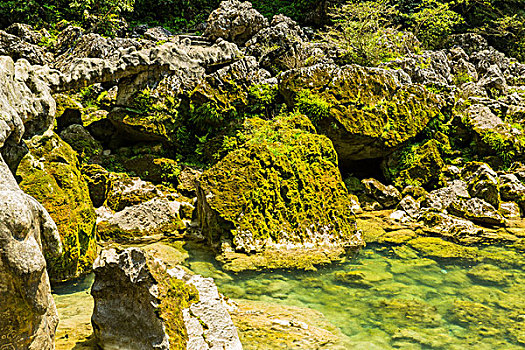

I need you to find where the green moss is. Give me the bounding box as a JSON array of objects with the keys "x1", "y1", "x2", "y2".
[
  {"x1": 295, "y1": 89, "x2": 332, "y2": 126},
  {"x1": 199, "y1": 113, "x2": 358, "y2": 247},
  {"x1": 407, "y1": 236, "x2": 525, "y2": 267},
  {"x1": 394, "y1": 140, "x2": 445, "y2": 189},
  {"x1": 17, "y1": 132, "x2": 97, "y2": 282},
  {"x1": 122, "y1": 155, "x2": 180, "y2": 184},
  {"x1": 54, "y1": 93, "x2": 82, "y2": 119},
  {"x1": 247, "y1": 83, "x2": 279, "y2": 119},
  {"x1": 147, "y1": 258, "x2": 199, "y2": 349},
  {"x1": 218, "y1": 246, "x2": 348, "y2": 272},
  {"x1": 280, "y1": 65, "x2": 442, "y2": 160}
]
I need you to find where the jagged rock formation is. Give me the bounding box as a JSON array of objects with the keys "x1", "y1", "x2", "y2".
[
  {"x1": 16, "y1": 132, "x2": 97, "y2": 281},
  {"x1": 91, "y1": 247, "x2": 243, "y2": 349},
  {"x1": 204, "y1": 0, "x2": 268, "y2": 46},
  {"x1": 0, "y1": 56, "x2": 62, "y2": 349}
]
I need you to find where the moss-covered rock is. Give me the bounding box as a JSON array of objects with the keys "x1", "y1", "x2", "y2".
[
  {"x1": 197, "y1": 113, "x2": 363, "y2": 270},
  {"x1": 106, "y1": 173, "x2": 161, "y2": 212},
  {"x1": 407, "y1": 236, "x2": 525, "y2": 267},
  {"x1": 16, "y1": 132, "x2": 97, "y2": 282},
  {"x1": 279, "y1": 63, "x2": 442, "y2": 162},
  {"x1": 122, "y1": 154, "x2": 180, "y2": 184},
  {"x1": 392, "y1": 140, "x2": 445, "y2": 188},
  {"x1": 81, "y1": 164, "x2": 112, "y2": 208}
]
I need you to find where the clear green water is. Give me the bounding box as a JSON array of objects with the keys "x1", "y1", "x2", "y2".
[
  {"x1": 51, "y1": 242, "x2": 525, "y2": 349},
  {"x1": 187, "y1": 243, "x2": 525, "y2": 350}
]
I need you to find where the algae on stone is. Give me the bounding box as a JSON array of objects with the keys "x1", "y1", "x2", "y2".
[
  {"x1": 197, "y1": 113, "x2": 363, "y2": 270},
  {"x1": 280, "y1": 64, "x2": 442, "y2": 161},
  {"x1": 17, "y1": 132, "x2": 97, "y2": 282}
]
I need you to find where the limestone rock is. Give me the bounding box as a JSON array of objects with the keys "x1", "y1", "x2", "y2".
[
  {"x1": 499, "y1": 174, "x2": 525, "y2": 202},
  {"x1": 422, "y1": 180, "x2": 470, "y2": 211},
  {"x1": 245, "y1": 14, "x2": 326, "y2": 74},
  {"x1": 5, "y1": 23, "x2": 47, "y2": 45},
  {"x1": 204, "y1": 0, "x2": 268, "y2": 46},
  {"x1": 448, "y1": 197, "x2": 507, "y2": 227},
  {"x1": 143, "y1": 27, "x2": 172, "y2": 42},
  {"x1": 382, "y1": 50, "x2": 452, "y2": 88},
  {"x1": 0, "y1": 30, "x2": 53, "y2": 65},
  {"x1": 362, "y1": 178, "x2": 402, "y2": 209},
  {"x1": 418, "y1": 211, "x2": 484, "y2": 243},
  {"x1": 106, "y1": 174, "x2": 162, "y2": 211},
  {"x1": 16, "y1": 132, "x2": 97, "y2": 282},
  {"x1": 197, "y1": 114, "x2": 363, "y2": 270},
  {"x1": 97, "y1": 198, "x2": 186, "y2": 242},
  {"x1": 398, "y1": 195, "x2": 420, "y2": 218},
  {"x1": 178, "y1": 166, "x2": 202, "y2": 195},
  {"x1": 279, "y1": 63, "x2": 442, "y2": 161},
  {"x1": 81, "y1": 164, "x2": 112, "y2": 208},
  {"x1": 53, "y1": 32, "x2": 152, "y2": 69},
  {"x1": 499, "y1": 201, "x2": 521, "y2": 219},
  {"x1": 462, "y1": 162, "x2": 500, "y2": 208},
  {"x1": 91, "y1": 247, "x2": 242, "y2": 350},
  {"x1": 0, "y1": 156, "x2": 62, "y2": 350},
  {"x1": 170, "y1": 267, "x2": 243, "y2": 350},
  {"x1": 447, "y1": 33, "x2": 489, "y2": 56}
]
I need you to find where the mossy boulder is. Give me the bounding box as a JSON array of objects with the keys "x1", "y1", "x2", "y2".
[
  {"x1": 81, "y1": 164, "x2": 112, "y2": 208},
  {"x1": 16, "y1": 132, "x2": 97, "y2": 282},
  {"x1": 389, "y1": 139, "x2": 445, "y2": 188},
  {"x1": 279, "y1": 63, "x2": 442, "y2": 162},
  {"x1": 197, "y1": 113, "x2": 363, "y2": 270},
  {"x1": 106, "y1": 173, "x2": 161, "y2": 212},
  {"x1": 122, "y1": 154, "x2": 180, "y2": 184}
]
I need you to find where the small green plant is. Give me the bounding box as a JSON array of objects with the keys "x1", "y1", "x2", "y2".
[
  {"x1": 481, "y1": 131, "x2": 515, "y2": 166},
  {"x1": 321, "y1": 0, "x2": 400, "y2": 66},
  {"x1": 295, "y1": 90, "x2": 332, "y2": 125},
  {"x1": 248, "y1": 83, "x2": 279, "y2": 119},
  {"x1": 408, "y1": 0, "x2": 464, "y2": 49}
]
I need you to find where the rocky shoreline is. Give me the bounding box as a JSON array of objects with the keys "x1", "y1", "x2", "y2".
[{"x1": 1, "y1": 0, "x2": 525, "y2": 348}]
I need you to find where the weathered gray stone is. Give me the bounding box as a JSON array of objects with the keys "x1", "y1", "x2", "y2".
[
  {"x1": 448, "y1": 197, "x2": 507, "y2": 227},
  {"x1": 204, "y1": 0, "x2": 268, "y2": 45},
  {"x1": 91, "y1": 248, "x2": 242, "y2": 350},
  {"x1": 422, "y1": 180, "x2": 470, "y2": 211},
  {"x1": 0, "y1": 156, "x2": 62, "y2": 350},
  {"x1": 398, "y1": 195, "x2": 420, "y2": 218},
  {"x1": 362, "y1": 178, "x2": 402, "y2": 209},
  {"x1": 499, "y1": 201, "x2": 521, "y2": 219},
  {"x1": 97, "y1": 198, "x2": 185, "y2": 241}
]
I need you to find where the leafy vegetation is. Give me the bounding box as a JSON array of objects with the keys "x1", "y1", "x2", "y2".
[{"x1": 321, "y1": 0, "x2": 401, "y2": 66}]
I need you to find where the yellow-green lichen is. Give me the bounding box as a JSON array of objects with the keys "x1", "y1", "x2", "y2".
[
  {"x1": 198, "y1": 113, "x2": 360, "y2": 255},
  {"x1": 147, "y1": 259, "x2": 199, "y2": 350},
  {"x1": 17, "y1": 132, "x2": 97, "y2": 282}
]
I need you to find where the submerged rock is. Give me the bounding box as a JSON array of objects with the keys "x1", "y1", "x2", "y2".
[
  {"x1": 91, "y1": 247, "x2": 242, "y2": 350},
  {"x1": 197, "y1": 114, "x2": 363, "y2": 271}
]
